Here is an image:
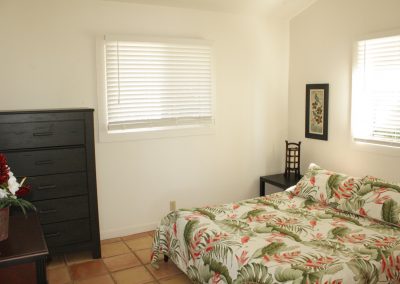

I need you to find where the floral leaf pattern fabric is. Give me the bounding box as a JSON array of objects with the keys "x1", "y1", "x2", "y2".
[
  {"x1": 293, "y1": 164, "x2": 400, "y2": 226},
  {"x1": 336, "y1": 176, "x2": 400, "y2": 225},
  {"x1": 293, "y1": 164, "x2": 362, "y2": 205},
  {"x1": 151, "y1": 191, "x2": 400, "y2": 283}
]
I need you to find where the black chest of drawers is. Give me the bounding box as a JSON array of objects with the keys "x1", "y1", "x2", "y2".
[{"x1": 0, "y1": 109, "x2": 101, "y2": 258}]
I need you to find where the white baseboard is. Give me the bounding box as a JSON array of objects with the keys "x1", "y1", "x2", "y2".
[{"x1": 100, "y1": 222, "x2": 159, "y2": 240}]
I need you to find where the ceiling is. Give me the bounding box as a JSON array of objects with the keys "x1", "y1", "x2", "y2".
[{"x1": 107, "y1": 0, "x2": 317, "y2": 19}]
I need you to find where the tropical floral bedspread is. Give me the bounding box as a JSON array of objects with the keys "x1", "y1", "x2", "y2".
[{"x1": 151, "y1": 191, "x2": 400, "y2": 283}]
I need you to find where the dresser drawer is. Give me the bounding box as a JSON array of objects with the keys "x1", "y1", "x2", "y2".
[
  {"x1": 28, "y1": 172, "x2": 87, "y2": 201},
  {"x1": 34, "y1": 196, "x2": 89, "y2": 224},
  {"x1": 43, "y1": 219, "x2": 91, "y2": 247},
  {"x1": 6, "y1": 148, "x2": 86, "y2": 176},
  {"x1": 0, "y1": 120, "x2": 84, "y2": 150}
]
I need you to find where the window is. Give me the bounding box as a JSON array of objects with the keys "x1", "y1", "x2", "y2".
[
  {"x1": 97, "y1": 35, "x2": 214, "y2": 141},
  {"x1": 352, "y1": 33, "x2": 400, "y2": 147}
]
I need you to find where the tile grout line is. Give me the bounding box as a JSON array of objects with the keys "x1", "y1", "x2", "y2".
[
  {"x1": 47, "y1": 230, "x2": 188, "y2": 284},
  {"x1": 101, "y1": 240, "x2": 147, "y2": 283},
  {"x1": 66, "y1": 254, "x2": 111, "y2": 284},
  {"x1": 99, "y1": 256, "x2": 117, "y2": 284},
  {"x1": 122, "y1": 232, "x2": 168, "y2": 283},
  {"x1": 122, "y1": 236, "x2": 159, "y2": 283},
  {"x1": 63, "y1": 254, "x2": 74, "y2": 284}
]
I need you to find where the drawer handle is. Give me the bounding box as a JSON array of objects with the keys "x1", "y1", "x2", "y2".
[
  {"x1": 35, "y1": 160, "x2": 54, "y2": 166},
  {"x1": 39, "y1": 209, "x2": 57, "y2": 214},
  {"x1": 37, "y1": 184, "x2": 57, "y2": 190},
  {"x1": 45, "y1": 232, "x2": 61, "y2": 238},
  {"x1": 33, "y1": 131, "x2": 54, "y2": 137}
]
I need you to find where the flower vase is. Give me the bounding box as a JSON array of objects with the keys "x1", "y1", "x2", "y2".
[{"x1": 0, "y1": 207, "x2": 10, "y2": 241}]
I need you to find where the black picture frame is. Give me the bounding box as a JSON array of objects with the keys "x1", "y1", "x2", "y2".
[{"x1": 305, "y1": 84, "x2": 329, "y2": 140}]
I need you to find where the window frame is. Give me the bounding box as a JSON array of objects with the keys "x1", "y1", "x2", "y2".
[
  {"x1": 351, "y1": 29, "x2": 400, "y2": 149},
  {"x1": 96, "y1": 35, "x2": 216, "y2": 143}
]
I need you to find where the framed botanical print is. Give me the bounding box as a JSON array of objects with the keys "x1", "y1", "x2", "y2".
[{"x1": 305, "y1": 84, "x2": 329, "y2": 140}]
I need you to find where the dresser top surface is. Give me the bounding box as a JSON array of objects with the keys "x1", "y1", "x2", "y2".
[{"x1": 0, "y1": 108, "x2": 94, "y2": 115}]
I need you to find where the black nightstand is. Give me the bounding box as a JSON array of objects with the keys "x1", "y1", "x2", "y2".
[{"x1": 259, "y1": 173, "x2": 302, "y2": 196}]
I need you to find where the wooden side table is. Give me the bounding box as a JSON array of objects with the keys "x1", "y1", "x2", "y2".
[
  {"x1": 0, "y1": 212, "x2": 49, "y2": 284},
  {"x1": 260, "y1": 173, "x2": 302, "y2": 196}
]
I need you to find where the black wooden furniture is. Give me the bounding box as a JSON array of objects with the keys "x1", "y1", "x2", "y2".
[
  {"x1": 260, "y1": 173, "x2": 302, "y2": 196},
  {"x1": 0, "y1": 109, "x2": 101, "y2": 258},
  {"x1": 0, "y1": 212, "x2": 48, "y2": 284}
]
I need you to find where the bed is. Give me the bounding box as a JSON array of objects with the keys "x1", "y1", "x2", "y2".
[{"x1": 151, "y1": 164, "x2": 400, "y2": 283}]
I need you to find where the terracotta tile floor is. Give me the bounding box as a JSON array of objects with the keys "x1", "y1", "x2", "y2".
[{"x1": 46, "y1": 231, "x2": 192, "y2": 284}]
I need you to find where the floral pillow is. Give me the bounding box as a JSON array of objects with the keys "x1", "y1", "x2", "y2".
[
  {"x1": 335, "y1": 176, "x2": 400, "y2": 225},
  {"x1": 293, "y1": 163, "x2": 362, "y2": 205}
]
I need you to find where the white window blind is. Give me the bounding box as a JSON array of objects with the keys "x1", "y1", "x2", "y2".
[
  {"x1": 352, "y1": 34, "x2": 400, "y2": 146},
  {"x1": 102, "y1": 36, "x2": 214, "y2": 132}
]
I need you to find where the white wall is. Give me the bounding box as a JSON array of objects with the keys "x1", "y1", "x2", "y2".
[
  {"x1": 288, "y1": 0, "x2": 400, "y2": 181},
  {"x1": 0, "y1": 0, "x2": 289, "y2": 238}
]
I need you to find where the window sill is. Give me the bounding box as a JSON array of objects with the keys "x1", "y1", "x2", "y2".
[
  {"x1": 350, "y1": 137, "x2": 400, "y2": 157},
  {"x1": 98, "y1": 124, "x2": 215, "y2": 143}
]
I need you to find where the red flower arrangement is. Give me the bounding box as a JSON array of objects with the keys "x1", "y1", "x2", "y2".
[
  {"x1": 0, "y1": 153, "x2": 35, "y2": 214},
  {"x1": 0, "y1": 154, "x2": 9, "y2": 184}
]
